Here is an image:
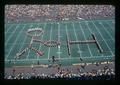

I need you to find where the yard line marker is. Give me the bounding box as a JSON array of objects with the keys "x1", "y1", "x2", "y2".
[
  {"x1": 58, "y1": 22, "x2": 61, "y2": 59},
  {"x1": 56, "y1": 51, "x2": 62, "y2": 54},
  {"x1": 78, "y1": 22, "x2": 93, "y2": 57},
  {"x1": 98, "y1": 21, "x2": 114, "y2": 42},
  {"x1": 5, "y1": 25, "x2": 19, "y2": 46},
  {"x1": 92, "y1": 21, "x2": 114, "y2": 56},
  {"x1": 65, "y1": 23, "x2": 71, "y2": 58},
  {"x1": 47, "y1": 23, "x2": 52, "y2": 59},
  {"x1": 72, "y1": 22, "x2": 82, "y2": 57},
  {"x1": 6, "y1": 24, "x2": 25, "y2": 60},
  {"x1": 37, "y1": 23, "x2": 46, "y2": 59}
]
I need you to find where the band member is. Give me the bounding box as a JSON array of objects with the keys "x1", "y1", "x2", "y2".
[
  {"x1": 80, "y1": 58, "x2": 83, "y2": 61},
  {"x1": 37, "y1": 61, "x2": 39, "y2": 65},
  {"x1": 36, "y1": 51, "x2": 44, "y2": 56},
  {"x1": 52, "y1": 56, "x2": 55, "y2": 63}
]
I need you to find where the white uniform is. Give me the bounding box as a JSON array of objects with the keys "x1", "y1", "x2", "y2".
[{"x1": 58, "y1": 45, "x2": 60, "y2": 49}]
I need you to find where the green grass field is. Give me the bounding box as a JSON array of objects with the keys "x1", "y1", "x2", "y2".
[{"x1": 5, "y1": 19, "x2": 115, "y2": 67}]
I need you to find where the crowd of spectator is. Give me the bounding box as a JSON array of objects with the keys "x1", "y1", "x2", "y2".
[
  {"x1": 4, "y1": 63, "x2": 115, "y2": 80},
  {"x1": 5, "y1": 5, "x2": 115, "y2": 23}
]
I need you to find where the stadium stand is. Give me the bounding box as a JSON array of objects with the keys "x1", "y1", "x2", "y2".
[
  {"x1": 4, "y1": 62, "x2": 115, "y2": 80},
  {"x1": 5, "y1": 5, "x2": 115, "y2": 80},
  {"x1": 5, "y1": 5, "x2": 115, "y2": 23}
]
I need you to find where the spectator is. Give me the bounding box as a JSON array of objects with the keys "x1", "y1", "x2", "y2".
[{"x1": 5, "y1": 5, "x2": 115, "y2": 23}]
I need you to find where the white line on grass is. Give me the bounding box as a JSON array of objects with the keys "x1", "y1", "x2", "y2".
[
  {"x1": 37, "y1": 23, "x2": 46, "y2": 59},
  {"x1": 104, "y1": 21, "x2": 114, "y2": 32},
  {"x1": 6, "y1": 24, "x2": 25, "y2": 60},
  {"x1": 78, "y1": 22, "x2": 93, "y2": 57},
  {"x1": 58, "y1": 22, "x2": 61, "y2": 59},
  {"x1": 13, "y1": 24, "x2": 30, "y2": 61},
  {"x1": 5, "y1": 25, "x2": 19, "y2": 46},
  {"x1": 26, "y1": 24, "x2": 34, "y2": 60},
  {"x1": 32, "y1": 23, "x2": 40, "y2": 59},
  {"x1": 65, "y1": 23, "x2": 71, "y2": 58},
  {"x1": 72, "y1": 22, "x2": 82, "y2": 57},
  {"x1": 106, "y1": 21, "x2": 114, "y2": 30},
  {"x1": 5, "y1": 32, "x2": 26, "y2": 34},
  {"x1": 47, "y1": 23, "x2": 52, "y2": 59},
  {"x1": 5, "y1": 24, "x2": 13, "y2": 34},
  {"x1": 85, "y1": 21, "x2": 103, "y2": 56},
  {"x1": 98, "y1": 21, "x2": 114, "y2": 42},
  {"x1": 5, "y1": 25, "x2": 14, "y2": 43},
  {"x1": 5, "y1": 43, "x2": 31, "y2": 45},
  {"x1": 92, "y1": 21, "x2": 114, "y2": 56}
]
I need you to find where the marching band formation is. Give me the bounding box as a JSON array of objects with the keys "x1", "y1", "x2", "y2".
[{"x1": 15, "y1": 28, "x2": 61, "y2": 61}]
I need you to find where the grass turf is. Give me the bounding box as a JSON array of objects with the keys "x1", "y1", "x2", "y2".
[{"x1": 5, "y1": 19, "x2": 115, "y2": 67}]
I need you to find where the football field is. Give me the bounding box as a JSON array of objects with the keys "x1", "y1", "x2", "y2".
[{"x1": 5, "y1": 19, "x2": 115, "y2": 67}]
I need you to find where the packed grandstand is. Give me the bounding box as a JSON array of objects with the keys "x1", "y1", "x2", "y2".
[
  {"x1": 5, "y1": 5, "x2": 115, "y2": 23},
  {"x1": 5, "y1": 62, "x2": 115, "y2": 80},
  {"x1": 5, "y1": 5, "x2": 115, "y2": 80}
]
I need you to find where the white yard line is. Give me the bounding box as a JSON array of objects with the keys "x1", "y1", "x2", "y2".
[
  {"x1": 58, "y1": 23, "x2": 61, "y2": 59},
  {"x1": 5, "y1": 24, "x2": 13, "y2": 34},
  {"x1": 92, "y1": 21, "x2": 114, "y2": 56},
  {"x1": 37, "y1": 23, "x2": 46, "y2": 59},
  {"x1": 47, "y1": 23, "x2": 52, "y2": 59},
  {"x1": 26, "y1": 24, "x2": 34, "y2": 60},
  {"x1": 98, "y1": 21, "x2": 114, "y2": 42},
  {"x1": 5, "y1": 43, "x2": 31, "y2": 45},
  {"x1": 106, "y1": 21, "x2": 114, "y2": 30},
  {"x1": 65, "y1": 23, "x2": 71, "y2": 58},
  {"x1": 85, "y1": 21, "x2": 103, "y2": 56},
  {"x1": 5, "y1": 25, "x2": 19, "y2": 46},
  {"x1": 5, "y1": 32, "x2": 26, "y2": 34},
  {"x1": 104, "y1": 21, "x2": 115, "y2": 32},
  {"x1": 6, "y1": 24, "x2": 25, "y2": 60},
  {"x1": 72, "y1": 22, "x2": 82, "y2": 57},
  {"x1": 5, "y1": 24, "x2": 31, "y2": 61},
  {"x1": 13, "y1": 25, "x2": 30, "y2": 61},
  {"x1": 78, "y1": 22, "x2": 93, "y2": 57}
]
